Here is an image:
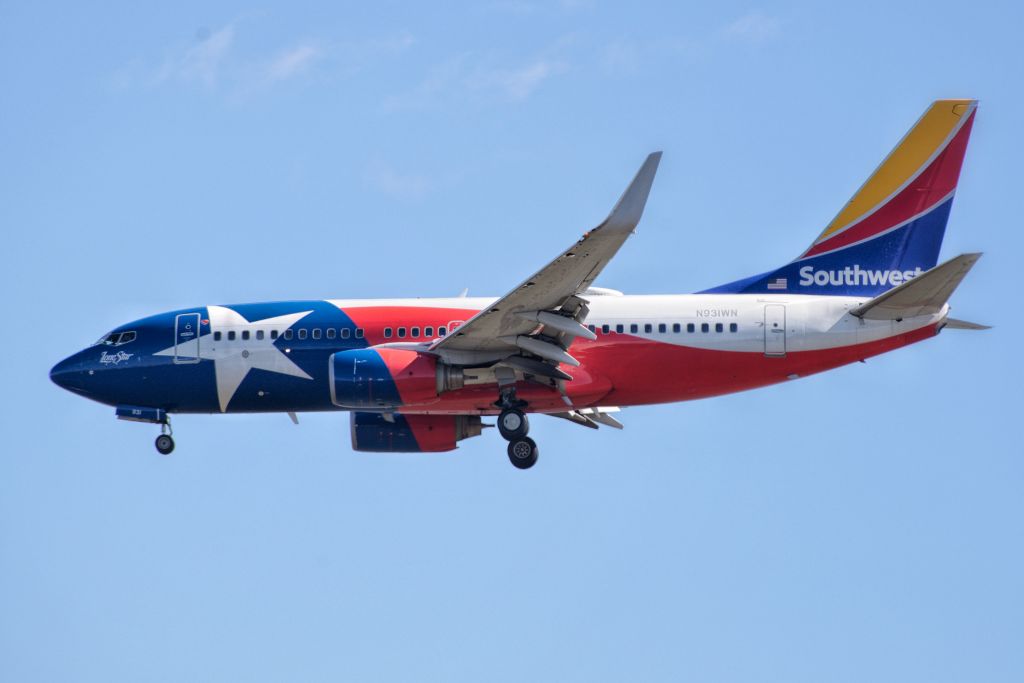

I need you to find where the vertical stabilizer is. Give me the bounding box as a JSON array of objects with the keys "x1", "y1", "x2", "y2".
[{"x1": 706, "y1": 100, "x2": 977, "y2": 296}]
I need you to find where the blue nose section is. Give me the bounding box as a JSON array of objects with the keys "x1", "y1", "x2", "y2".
[{"x1": 50, "y1": 352, "x2": 91, "y2": 394}]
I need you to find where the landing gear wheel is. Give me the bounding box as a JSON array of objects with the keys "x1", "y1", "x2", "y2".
[
  {"x1": 497, "y1": 408, "x2": 529, "y2": 440},
  {"x1": 155, "y1": 434, "x2": 175, "y2": 455},
  {"x1": 507, "y1": 437, "x2": 539, "y2": 470}
]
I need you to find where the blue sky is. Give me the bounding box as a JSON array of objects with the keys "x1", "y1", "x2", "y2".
[{"x1": 2, "y1": 2, "x2": 1022, "y2": 681}]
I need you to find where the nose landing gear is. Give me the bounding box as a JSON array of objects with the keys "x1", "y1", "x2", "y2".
[
  {"x1": 155, "y1": 434, "x2": 175, "y2": 455},
  {"x1": 155, "y1": 419, "x2": 174, "y2": 455}
]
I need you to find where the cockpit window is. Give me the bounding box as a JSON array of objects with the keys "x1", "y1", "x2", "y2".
[{"x1": 95, "y1": 331, "x2": 136, "y2": 346}]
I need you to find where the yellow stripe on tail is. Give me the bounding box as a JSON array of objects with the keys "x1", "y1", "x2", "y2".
[{"x1": 814, "y1": 99, "x2": 975, "y2": 244}]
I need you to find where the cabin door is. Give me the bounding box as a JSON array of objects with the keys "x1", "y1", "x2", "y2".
[
  {"x1": 174, "y1": 313, "x2": 201, "y2": 364},
  {"x1": 763, "y1": 305, "x2": 786, "y2": 357}
]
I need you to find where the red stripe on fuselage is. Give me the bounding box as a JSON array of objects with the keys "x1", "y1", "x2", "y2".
[
  {"x1": 338, "y1": 306, "x2": 479, "y2": 346},
  {"x1": 399, "y1": 324, "x2": 939, "y2": 414}
]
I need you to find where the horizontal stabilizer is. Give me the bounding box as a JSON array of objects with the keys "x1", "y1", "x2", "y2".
[
  {"x1": 944, "y1": 318, "x2": 991, "y2": 330},
  {"x1": 850, "y1": 253, "x2": 981, "y2": 320}
]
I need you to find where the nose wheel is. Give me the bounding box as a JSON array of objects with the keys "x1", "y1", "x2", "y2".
[
  {"x1": 155, "y1": 434, "x2": 175, "y2": 455},
  {"x1": 154, "y1": 418, "x2": 174, "y2": 455}
]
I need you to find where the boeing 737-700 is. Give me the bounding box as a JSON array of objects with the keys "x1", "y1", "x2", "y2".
[{"x1": 51, "y1": 99, "x2": 986, "y2": 468}]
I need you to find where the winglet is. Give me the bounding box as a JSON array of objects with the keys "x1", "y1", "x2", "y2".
[
  {"x1": 851, "y1": 252, "x2": 982, "y2": 320},
  {"x1": 600, "y1": 152, "x2": 662, "y2": 233}
]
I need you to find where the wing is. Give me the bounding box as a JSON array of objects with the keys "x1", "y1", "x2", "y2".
[{"x1": 431, "y1": 152, "x2": 662, "y2": 362}]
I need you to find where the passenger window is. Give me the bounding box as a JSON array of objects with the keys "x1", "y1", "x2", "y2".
[
  {"x1": 644, "y1": 323, "x2": 653, "y2": 333},
  {"x1": 355, "y1": 328, "x2": 364, "y2": 339},
  {"x1": 384, "y1": 327, "x2": 393, "y2": 339},
  {"x1": 228, "y1": 331, "x2": 236, "y2": 341},
  {"x1": 271, "y1": 330, "x2": 278, "y2": 340},
  {"x1": 284, "y1": 329, "x2": 293, "y2": 340},
  {"x1": 326, "y1": 328, "x2": 336, "y2": 339},
  {"x1": 730, "y1": 323, "x2": 738, "y2": 333},
  {"x1": 687, "y1": 323, "x2": 695, "y2": 333},
  {"x1": 397, "y1": 327, "x2": 406, "y2": 338},
  {"x1": 341, "y1": 328, "x2": 350, "y2": 339},
  {"x1": 630, "y1": 323, "x2": 638, "y2": 333},
  {"x1": 588, "y1": 324, "x2": 596, "y2": 333},
  {"x1": 214, "y1": 331, "x2": 222, "y2": 341},
  {"x1": 312, "y1": 329, "x2": 322, "y2": 340},
  {"x1": 601, "y1": 324, "x2": 610, "y2": 334},
  {"x1": 298, "y1": 329, "x2": 308, "y2": 340},
  {"x1": 438, "y1": 326, "x2": 447, "y2": 336},
  {"x1": 715, "y1": 323, "x2": 723, "y2": 333},
  {"x1": 241, "y1": 330, "x2": 250, "y2": 340},
  {"x1": 658, "y1": 323, "x2": 666, "y2": 333},
  {"x1": 615, "y1": 324, "x2": 624, "y2": 333},
  {"x1": 673, "y1": 323, "x2": 681, "y2": 333},
  {"x1": 701, "y1": 323, "x2": 709, "y2": 333},
  {"x1": 425, "y1": 326, "x2": 434, "y2": 337},
  {"x1": 411, "y1": 327, "x2": 420, "y2": 338},
  {"x1": 256, "y1": 330, "x2": 264, "y2": 340}
]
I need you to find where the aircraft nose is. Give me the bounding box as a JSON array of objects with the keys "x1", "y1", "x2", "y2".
[{"x1": 50, "y1": 352, "x2": 90, "y2": 393}]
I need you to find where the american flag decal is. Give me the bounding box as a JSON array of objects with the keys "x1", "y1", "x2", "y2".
[{"x1": 766, "y1": 277, "x2": 788, "y2": 290}]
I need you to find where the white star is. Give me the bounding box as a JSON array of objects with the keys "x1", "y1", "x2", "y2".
[{"x1": 155, "y1": 305, "x2": 315, "y2": 412}]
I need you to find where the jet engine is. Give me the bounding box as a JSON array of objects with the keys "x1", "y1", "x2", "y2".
[
  {"x1": 350, "y1": 412, "x2": 484, "y2": 452},
  {"x1": 329, "y1": 347, "x2": 463, "y2": 409}
]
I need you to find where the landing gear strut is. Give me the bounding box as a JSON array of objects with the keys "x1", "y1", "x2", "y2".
[
  {"x1": 155, "y1": 419, "x2": 174, "y2": 455},
  {"x1": 495, "y1": 388, "x2": 539, "y2": 469}
]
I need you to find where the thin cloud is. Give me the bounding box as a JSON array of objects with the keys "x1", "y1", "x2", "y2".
[
  {"x1": 382, "y1": 55, "x2": 468, "y2": 111},
  {"x1": 721, "y1": 10, "x2": 782, "y2": 44},
  {"x1": 599, "y1": 13, "x2": 780, "y2": 77},
  {"x1": 363, "y1": 160, "x2": 432, "y2": 201},
  {"x1": 471, "y1": 60, "x2": 566, "y2": 101},
  {"x1": 385, "y1": 54, "x2": 566, "y2": 110},
  {"x1": 156, "y1": 24, "x2": 235, "y2": 88},
  {"x1": 117, "y1": 23, "x2": 413, "y2": 95},
  {"x1": 265, "y1": 43, "x2": 323, "y2": 83}
]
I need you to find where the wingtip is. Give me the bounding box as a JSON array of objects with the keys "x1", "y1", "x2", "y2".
[{"x1": 601, "y1": 152, "x2": 662, "y2": 231}]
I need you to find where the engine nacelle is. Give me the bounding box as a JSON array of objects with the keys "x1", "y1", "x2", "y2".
[
  {"x1": 329, "y1": 347, "x2": 463, "y2": 409},
  {"x1": 350, "y1": 412, "x2": 484, "y2": 452}
]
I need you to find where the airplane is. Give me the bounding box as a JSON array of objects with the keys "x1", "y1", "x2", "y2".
[{"x1": 51, "y1": 99, "x2": 987, "y2": 469}]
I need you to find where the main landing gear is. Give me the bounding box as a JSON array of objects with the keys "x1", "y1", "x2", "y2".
[{"x1": 496, "y1": 389, "x2": 539, "y2": 469}]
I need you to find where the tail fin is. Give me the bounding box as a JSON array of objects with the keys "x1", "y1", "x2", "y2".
[{"x1": 706, "y1": 99, "x2": 977, "y2": 295}]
